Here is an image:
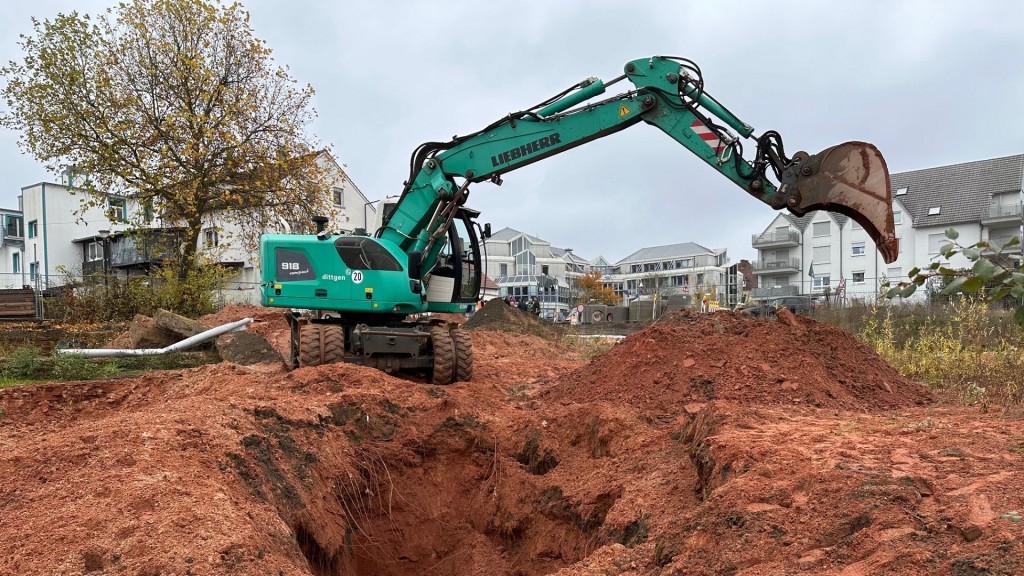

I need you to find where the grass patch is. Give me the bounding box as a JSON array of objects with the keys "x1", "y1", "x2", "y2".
[
  {"x1": 0, "y1": 350, "x2": 217, "y2": 388},
  {"x1": 817, "y1": 300, "x2": 1024, "y2": 406},
  {"x1": 560, "y1": 335, "x2": 618, "y2": 359}
]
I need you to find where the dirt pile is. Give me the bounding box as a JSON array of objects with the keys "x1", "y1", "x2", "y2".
[
  {"x1": 465, "y1": 298, "x2": 554, "y2": 334},
  {"x1": 550, "y1": 309, "x2": 931, "y2": 412},
  {"x1": 1, "y1": 308, "x2": 1021, "y2": 576}
]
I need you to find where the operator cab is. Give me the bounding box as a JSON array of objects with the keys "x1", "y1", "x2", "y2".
[{"x1": 425, "y1": 207, "x2": 487, "y2": 305}]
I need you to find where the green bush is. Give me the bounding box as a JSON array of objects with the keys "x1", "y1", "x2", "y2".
[
  {"x1": 3, "y1": 344, "x2": 42, "y2": 379},
  {"x1": 46, "y1": 264, "x2": 234, "y2": 323}
]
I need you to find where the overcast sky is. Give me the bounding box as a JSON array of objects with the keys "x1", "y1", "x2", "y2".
[{"x1": 2, "y1": 1, "x2": 1022, "y2": 263}]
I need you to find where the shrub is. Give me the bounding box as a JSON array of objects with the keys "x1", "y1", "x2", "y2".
[
  {"x1": 3, "y1": 344, "x2": 42, "y2": 379},
  {"x1": 853, "y1": 299, "x2": 1023, "y2": 405},
  {"x1": 46, "y1": 264, "x2": 234, "y2": 323}
]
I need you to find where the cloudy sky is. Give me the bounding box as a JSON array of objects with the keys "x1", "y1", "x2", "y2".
[{"x1": 2, "y1": 1, "x2": 1022, "y2": 263}]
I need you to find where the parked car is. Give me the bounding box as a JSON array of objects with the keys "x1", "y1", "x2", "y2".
[
  {"x1": 737, "y1": 296, "x2": 813, "y2": 318},
  {"x1": 773, "y1": 296, "x2": 813, "y2": 315}
]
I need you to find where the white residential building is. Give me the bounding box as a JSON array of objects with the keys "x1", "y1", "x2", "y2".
[
  {"x1": 1, "y1": 206, "x2": 26, "y2": 289},
  {"x1": 6, "y1": 152, "x2": 373, "y2": 304},
  {"x1": 485, "y1": 227, "x2": 732, "y2": 316},
  {"x1": 751, "y1": 154, "x2": 1024, "y2": 302}
]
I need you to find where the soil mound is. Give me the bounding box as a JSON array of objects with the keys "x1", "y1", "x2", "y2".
[
  {"x1": 549, "y1": 309, "x2": 931, "y2": 412},
  {"x1": 465, "y1": 298, "x2": 553, "y2": 335}
]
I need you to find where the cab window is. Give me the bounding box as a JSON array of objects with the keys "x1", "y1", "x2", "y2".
[{"x1": 334, "y1": 237, "x2": 402, "y2": 271}]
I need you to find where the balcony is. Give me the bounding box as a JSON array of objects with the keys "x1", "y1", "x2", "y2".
[
  {"x1": 981, "y1": 201, "x2": 1022, "y2": 227},
  {"x1": 752, "y1": 284, "x2": 800, "y2": 298},
  {"x1": 752, "y1": 230, "x2": 800, "y2": 249},
  {"x1": 752, "y1": 258, "x2": 801, "y2": 274},
  {"x1": 985, "y1": 233, "x2": 1022, "y2": 257},
  {"x1": 1, "y1": 225, "x2": 25, "y2": 248}
]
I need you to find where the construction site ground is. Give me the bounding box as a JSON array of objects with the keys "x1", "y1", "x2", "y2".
[{"x1": 1, "y1": 301, "x2": 1022, "y2": 576}]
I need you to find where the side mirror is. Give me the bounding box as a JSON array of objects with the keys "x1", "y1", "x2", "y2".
[
  {"x1": 483, "y1": 223, "x2": 492, "y2": 239},
  {"x1": 408, "y1": 251, "x2": 422, "y2": 279}
]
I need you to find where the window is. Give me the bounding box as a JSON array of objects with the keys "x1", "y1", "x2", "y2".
[
  {"x1": 28, "y1": 220, "x2": 38, "y2": 238},
  {"x1": 499, "y1": 263, "x2": 508, "y2": 277},
  {"x1": 886, "y1": 267, "x2": 903, "y2": 281},
  {"x1": 893, "y1": 210, "x2": 902, "y2": 225},
  {"x1": 928, "y1": 232, "x2": 950, "y2": 254},
  {"x1": 203, "y1": 228, "x2": 218, "y2": 247},
  {"x1": 4, "y1": 215, "x2": 23, "y2": 238},
  {"x1": 895, "y1": 187, "x2": 908, "y2": 196},
  {"x1": 334, "y1": 237, "x2": 402, "y2": 271},
  {"x1": 812, "y1": 245, "x2": 830, "y2": 264},
  {"x1": 29, "y1": 262, "x2": 38, "y2": 281},
  {"x1": 813, "y1": 275, "x2": 831, "y2": 290},
  {"x1": 12, "y1": 253, "x2": 19, "y2": 273},
  {"x1": 541, "y1": 265, "x2": 549, "y2": 275},
  {"x1": 852, "y1": 242, "x2": 865, "y2": 256},
  {"x1": 812, "y1": 221, "x2": 830, "y2": 237},
  {"x1": 696, "y1": 273, "x2": 704, "y2": 285},
  {"x1": 928, "y1": 206, "x2": 941, "y2": 216},
  {"x1": 87, "y1": 241, "x2": 103, "y2": 262},
  {"x1": 107, "y1": 197, "x2": 126, "y2": 222},
  {"x1": 851, "y1": 221, "x2": 863, "y2": 231},
  {"x1": 332, "y1": 187, "x2": 345, "y2": 207},
  {"x1": 852, "y1": 271, "x2": 865, "y2": 284}
]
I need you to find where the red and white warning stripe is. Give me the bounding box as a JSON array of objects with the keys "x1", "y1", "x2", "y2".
[{"x1": 690, "y1": 119, "x2": 725, "y2": 154}]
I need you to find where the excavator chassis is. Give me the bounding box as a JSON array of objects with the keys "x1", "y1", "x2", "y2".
[{"x1": 284, "y1": 312, "x2": 473, "y2": 384}]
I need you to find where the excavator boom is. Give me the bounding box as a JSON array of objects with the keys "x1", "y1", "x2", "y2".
[{"x1": 382, "y1": 56, "x2": 898, "y2": 265}]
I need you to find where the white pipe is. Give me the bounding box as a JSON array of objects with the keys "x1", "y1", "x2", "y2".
[{"x1": 58, "y1": 317, "x2": 253, "y2": 358}]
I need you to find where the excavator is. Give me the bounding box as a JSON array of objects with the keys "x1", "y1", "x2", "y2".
[{"x1": 259, "y1": 55, "x2": 899, "y2": 383}]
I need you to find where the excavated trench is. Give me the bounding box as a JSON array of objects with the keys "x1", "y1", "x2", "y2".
[{"x1": 228, "y1": 400, "x2": 701, "y2": 576}]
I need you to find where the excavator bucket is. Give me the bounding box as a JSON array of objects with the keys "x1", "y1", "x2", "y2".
[{"x1": 786, "y1": 142, "x2": 899, "y2": 263}]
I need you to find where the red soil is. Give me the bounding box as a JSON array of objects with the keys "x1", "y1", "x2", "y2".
[{"x1": 1, "y1": 306, "x2": 1021, "y2": 576}]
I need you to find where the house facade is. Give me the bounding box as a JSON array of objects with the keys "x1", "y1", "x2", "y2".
[
  {"x1": 1, "y1": 205, "x2": 26, "y2": 289},
  {"x1": 485, "y1": 228, "x2": 734, "y2": 316},
  {"x1": 6, "y1": 152, "x2": 374, "y2": 304},
  {"x1": 750, "y1": 154, "x2": 1024, "y2": 302}
]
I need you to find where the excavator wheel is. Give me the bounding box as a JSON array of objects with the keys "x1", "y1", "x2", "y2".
[
  {"x1": 429, "y1": 327, "x2": 456, "y2": 385},
  {"x1": 298, "y1": 324, "x2": 345, "y2": 367},
  {"x1": 450, "y1": 327, "x2": 473, "y2": 382}
]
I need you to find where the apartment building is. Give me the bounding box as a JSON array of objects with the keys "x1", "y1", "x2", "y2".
[
  {"x1": 4, "y1": 152, "x2": 373, "y2": 304},
  {"x1": 1, "y1": 206, "x2": 26, "y2": 289},
  {"x1": 751, "y1": 154, "x2": 1024, "y2": 302},
  {"x1": 485, "y1": 228, "x2": 733, "y2": 315}
]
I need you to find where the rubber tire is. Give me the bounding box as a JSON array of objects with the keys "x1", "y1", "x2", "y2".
[
  {"x1": 450, "y1": 327, "x2": 473, "y2": 382},
  {"x1": 430, "y1": 327, "x2": 456, "y2": 385},
  {"x1": 299, "y1": 324, "x2": 345, "y2": 367},
  {"x1": 321, "y1": 325, "x2": 345, "y2": 364}
]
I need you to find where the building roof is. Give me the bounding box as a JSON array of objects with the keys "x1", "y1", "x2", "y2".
[
  {"x1": 489, "y1": 226, "x2": 549, "y2": 245},
  {"x1": 891, "y1": 154, "x2": 1024, "y2": 228},
  {"x1": 616, "y1": 241, "x2": 715, "y2": 264},
  {"x1": 782, "y1": 213, "x2": 814, "y2": 232}
]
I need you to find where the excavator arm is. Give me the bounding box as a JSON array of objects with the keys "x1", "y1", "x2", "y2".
[{"x1": 380, "y1": 55, "x2": 898, "y2": 267}]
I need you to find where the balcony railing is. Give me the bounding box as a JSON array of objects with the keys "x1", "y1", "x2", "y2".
[
  {"x1": 752, "y1": 284, "x2": 800, "y2": 298},
  {"x1": 982, "y1": 201, "x2": 1023, "y2": 224},
  {"x1": 752, "y1": 258, "x2": 801, "y2": 272},
  {"x1": 752, "y1": 230, "x2": 800, "y2": 247}
]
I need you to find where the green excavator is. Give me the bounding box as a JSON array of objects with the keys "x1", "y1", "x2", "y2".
[{"x1": 259, "y1": 55, "x2": 899, "y2": 382}]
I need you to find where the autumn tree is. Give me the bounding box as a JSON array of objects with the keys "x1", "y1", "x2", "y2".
[
  {"x1": 574, "y1": 271, "x2": 620, "y2": 305},
  {"x1": 1, "y1": 0, "x2": 335, "y2": 277}
]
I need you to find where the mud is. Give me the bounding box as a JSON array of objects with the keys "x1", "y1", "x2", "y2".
[{"x1": 1, "y1": 305, "x2": 1021, "y2": 576}]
